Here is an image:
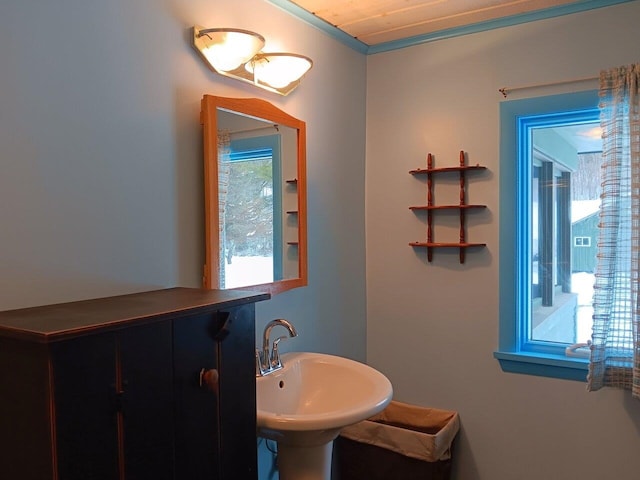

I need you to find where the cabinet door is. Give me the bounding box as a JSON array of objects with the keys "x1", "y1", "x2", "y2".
[
  {"x1": 218, "y1": 304, "x2": 257, "y2": 480},
  {"x1": 173, "y1": 312, "x2": 222, "y2": 480},
  {"x1": 51, "y1": 333, "x2": 119, "y2": 480},
  {"x1": 119, "y1": 321, "x2": 174, "y2": 480},
  {"x1": 52, "y1": 322, "x2": 174, "y2": 480},
  {"x1": 1, "y1": 338, "x2": 56, "y2": 480}
]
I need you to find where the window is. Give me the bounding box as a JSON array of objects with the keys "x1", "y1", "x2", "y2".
[
  {"x1": 495, "y1": 90, "x2": 602, "y2": 381},
  {"x1": 574, "y1": 236, "x2": 591, "y2": 247}
]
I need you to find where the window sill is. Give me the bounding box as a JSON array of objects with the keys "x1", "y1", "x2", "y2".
[{"x1": 494, "y1": 351, "x2": 588, "y2": 382}]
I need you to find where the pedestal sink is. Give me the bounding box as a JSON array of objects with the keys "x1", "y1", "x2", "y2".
[{"x1": 256, "y1": 352, "x2": 393, "y2": 480}]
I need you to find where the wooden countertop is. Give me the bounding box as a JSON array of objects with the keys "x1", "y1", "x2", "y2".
[{"x1": 0, "y1": 287, "x2": 270, "y2": 343}]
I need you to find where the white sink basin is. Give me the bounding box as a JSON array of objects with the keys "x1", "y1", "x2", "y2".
[
  {"x1": 256, "y1": 352, "x2": 392, "y2": 479},
  {"x1": 257, "y1": 352, "x2": 392, "y2": 444}
]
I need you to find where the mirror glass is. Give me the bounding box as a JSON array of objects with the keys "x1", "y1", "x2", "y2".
[{"x1": 201, "y1": 95, "x2": 307, "y2": 295}]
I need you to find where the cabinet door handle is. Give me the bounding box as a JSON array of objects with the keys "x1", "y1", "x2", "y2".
[{"x1": 199, "y1": 368, "x2": 219, "y2": 394}]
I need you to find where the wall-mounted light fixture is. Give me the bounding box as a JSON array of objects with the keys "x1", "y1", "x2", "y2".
[{"x1": 192, "y1": 26, "x2": 313, "y2": 96}]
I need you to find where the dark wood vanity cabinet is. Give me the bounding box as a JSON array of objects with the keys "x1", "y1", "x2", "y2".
[{"x1": 0, "y1": 288, "x2": 268, "y2": 480}]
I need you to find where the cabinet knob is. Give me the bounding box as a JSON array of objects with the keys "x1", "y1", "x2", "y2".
[
  {"x1": 214, "y1": 312, "x2": 231, "y2": 340},
  {"x1": 199, "y1": 368, "x2": 219, "y2": 394}
]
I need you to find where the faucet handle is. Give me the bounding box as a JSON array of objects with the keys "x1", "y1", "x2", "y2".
[
  {"x1": 256, "y1": 349, "x2": 269, "y2": 376},
  {"x1": 270, "y1": 335, "x2": 290, "y2": 367},
  {"x1": 256, "y1": 349, "x2": 262, "y2": 375}
]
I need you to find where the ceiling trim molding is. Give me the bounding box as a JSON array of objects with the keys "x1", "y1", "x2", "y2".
[
  {"x1": 268, "y1": 0, "x2": 369, "y2": 54},
  {"x1": 268, "y1": 0, "x2": 636, "y2": 55}
]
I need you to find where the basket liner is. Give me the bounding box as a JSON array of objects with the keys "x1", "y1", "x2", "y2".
[{"x1": 339, "y1": 400, "x2": 460, "y2": 463}]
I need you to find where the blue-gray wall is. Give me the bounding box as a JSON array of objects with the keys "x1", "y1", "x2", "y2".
[{"x1": 366, "y1": 2, "x2": 640, "y2": 479}]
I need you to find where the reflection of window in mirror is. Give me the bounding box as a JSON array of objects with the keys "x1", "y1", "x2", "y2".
[{"x1": 220, "y1": 134, "x2": 282, "y2": 288}]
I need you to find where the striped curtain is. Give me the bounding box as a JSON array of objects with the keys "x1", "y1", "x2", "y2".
[{"x1": 588, "y1": 63, "x2": 640, "y2": 398}]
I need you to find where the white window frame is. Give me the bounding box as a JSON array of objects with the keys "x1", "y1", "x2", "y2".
[{"x1": 574, "y1": 236, "x2": 591, "y2": 247}]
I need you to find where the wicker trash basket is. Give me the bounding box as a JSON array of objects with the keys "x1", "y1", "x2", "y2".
[{"x1": 332, "y1": 400, "x2": 460, "y2": 480}]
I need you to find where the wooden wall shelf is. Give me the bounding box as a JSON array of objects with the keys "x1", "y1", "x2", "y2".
[
  {"x1": 409, "y1": 150, "x2": 488, "y2": 263},
  {"x1": 286, "y1": 179, "x2": 300, "y2": 247},
  {"x1": 409, "y1": 205, "x2": 486, "y2": 211}
]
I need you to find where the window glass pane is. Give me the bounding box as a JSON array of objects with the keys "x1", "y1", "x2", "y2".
[
  {"x1": 529, "y1": 122, "x2": 602, "y2": 345},
  {"x1": 532, "y1": 167, "x2": 540, "y2": 298},
  {"x1": 222, "y1": 154, "x2": 275, "y2": 289}
]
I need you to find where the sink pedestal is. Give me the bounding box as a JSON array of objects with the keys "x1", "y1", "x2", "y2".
[{"x1": 277, "y1": 441, "x2": 333, "y2": 480}]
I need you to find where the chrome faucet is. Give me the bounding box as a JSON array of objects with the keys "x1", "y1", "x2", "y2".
[{"x1": 256, "y1": 319, "x2": 298, "y2": 376}]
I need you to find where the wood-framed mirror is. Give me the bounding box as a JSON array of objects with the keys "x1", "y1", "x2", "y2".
[{"x1": 200, "y1": 95, "x2": 307, "y2": 295}]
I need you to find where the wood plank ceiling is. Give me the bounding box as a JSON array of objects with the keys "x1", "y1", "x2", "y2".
[{"x1": 289, "y1": 0, "x2": 581, "y2": 46}]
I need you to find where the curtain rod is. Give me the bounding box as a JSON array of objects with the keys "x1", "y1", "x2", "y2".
[{"x1": 498, "y1": 75, "x2": 598, "y2": 98}]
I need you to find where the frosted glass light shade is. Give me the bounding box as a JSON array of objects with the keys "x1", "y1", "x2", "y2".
[
  {"x1": 246, "y1": 53, "x2": 313, "y2": 89},
  {"x1": 193, "y1": 26, "x2": 265, "y2": 72},
  {"x1": 192, "y1": 26, "x2": 313, "y2": 95}
]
